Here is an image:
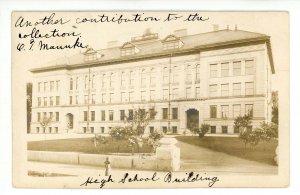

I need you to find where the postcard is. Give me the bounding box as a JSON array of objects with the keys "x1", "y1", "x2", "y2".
[{"x1": 12, "y1": 11, "x2": 289, "y2": 188}]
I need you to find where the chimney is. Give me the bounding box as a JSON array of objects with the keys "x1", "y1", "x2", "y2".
[
  {"x1": 174, "y1": 29, "x2": 187, "y2": 37},
  {"x1": 107, "y1": 41, "x2": 119, "y2": 48},
  {"x1": 213, "y1": 24, "x2": 219, "y2": 31}
]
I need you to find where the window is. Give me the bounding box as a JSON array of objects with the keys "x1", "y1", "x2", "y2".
[
  {"x1": 245, "y1": 82, "x2": 254, "y2": 95},
  {"x1": 221, "y1": 105, "x2": 229, "y2": 118},
  {"x1": 141, "y1": 69, "x2": 146, "y2": 86},
  {"x1": 38, "y1": 82, "x2": 42, "y2": 92},
  {"x1": 38, "y1": 97, "x2": 41, "y2": 107},
  {"x1": 101, "y1": 93, "x2": 106, "y2": 104},
  {"x1": 163, "y1": 89, "x2": 168, "y2": 100},
  {"x1": 91, "y1": 111, "x2": 95, "y2": 121},
  {"x1": 55, "y1": 127, "x2": 58, "y2": 133},
  {"x1": 69, "y1": 78, "x2": 73, "y2": 90},
  {"x1": 75, "y1": 96, "x2": 78, "y2": 104},
  {"x1": 233, "y1": 83, "x2": 241, "y2": 96},
  {"x1": 102, "y1": 74, "x2": 106, "y2": 88},
  {"x1": 109, "y1": 73, "x2": 114, "y2": 87},
  {"x1": 121, "y1": 47, "x2": 135, "y2": 56},
  {"x1": 121, "y1": 92, "x2": 126, "y2": 102},
  {"x1": 49, "y1": 127, "x2": 52, "y2": 133},
  {"x1": 221, "y1": 62, "x2": 229, "y2": 77},
  {"x1": 121, "y1": 72, "x2": 126, "y2": 86},
  {"x1": 43, "y1": 97, "x2": 47, "y2": 106},
  {"x1": 163, "y1": 41, "x2": 180, "y2": 50},
  {"x1": 92, "y1": 94, "x2": 96, "y2": 104},
  {"x1": 149, "y1": 126, "x2": 154, "y2": 134},
  {"x1": 172, "y1": 66, "x2": 179, "y2": 83},
  {"x1": 84, "y1": 95, "x2": 88, "y2": 104},
  {"x1": 128, "y1": 109, "x2": 133, "y2": 120},
  {"x1": 101, "y1": 110, "x2": 105, "y2": 121},
  {"x1": 196, "y1": 64, "x2": 200, "y2": 82},
  {"x1": 149, "y1": 108, "x2": 155, "y2": 119},
  {"x1": 55, "y1": 112, "x2": 59, "y2": 121},
  {"x1": 196, "y1": 87, "x2": 200, "y2": 98},
  {"x1": 210, "y1": 105, "x2": 217, "y2": 118},
  {"x1": 109, "y1": 93, "x2": 114, "y2": 103},
  {"x1": 172, "y1": 88, "x2": 178, "y2": 99},
  {"x1": 233, "y1": 104, "x2": 241, "y2": 118},
  {"x1": 150, "y1": 90, "x2": 155, "y2": 101},
  {"x1": 172, "y1": 108, "x2": 178, "y2": 119},
  {"x1": 233, "y1": 61, "x2": 241, "y2": 76},
  {"x1": 56, "y1": 96, "x2": 60, "y2": 105},
  {"x1": 172, "y1": 126, "x2": 177, "y2": 134},
  {"x1": 85, "y1": 75, "x2": 88, "y2": 89},
  {"x1": 162, "y1": 126, "x2": 168, "y2": 133},
  {"x1": 36, "y1": 127, "x2": 40, "y2": 133},
  {"x1": 245, "y1": 60, "x2": 255, "y2": 75},
  {"x1": 83, "y1": 127, "x2": 87, "y2": 133},
  {"x1": 76, "y1": 77, "x2": 79, "y2": 90},
  {"x1": 129, "y1": 91, "x2": 134, "y2": 102},
  {"x1": 163, "y1": 67, "x2": 169, "y2": 84},
  {"x1": 210, "y1": 64, "x2": 218, "y2": 78},
  {"x1": 44, "y1": 82, "x2": 47, "y2": 92},
  {"x1": 84, "y1": 111, "x2": 88, "y2": 121},
  {"x1": 186, "y1": 87, "x2": 191, "y2": 98},
  {"x1": 234, "y1": 126, "x2": 239, "y2": 133},
  {"x1": 186, "y1": 65, "x2": 192, "y2": 82},
  {"x1": 245, "y1": 104, "x2": 253, "y2": 117},
  {"x1": 222, "y1": 126, "x2": 228, "y2": 134},
  {"x1": 56, "y1": 81, "x2": 60, "y2": 91},
  {"x1": 50, "y1": 96, "x2": 53, "y2": 106},
  {"x1": 209, "y1": 84, "x2": 217, "y2": 97},
  {"x1": 129, "y1": 71, "x2": 134, "y2": 86},
  {"x1": 109, "y1": 110, "x2": 113, "y2": 121},
  {"x1": 92, "y1": 74, "x2": 95, "y2": 89},
  {"x1": 120, "y1": 110, "x2": 125, "y2": 120},
  {"x1": 101, "y1": 127, "x2": 105, "y2": 133},
  {"x1": 49, "y1": 112, "x2": 53, "y2": 119},
  {"x1": 37, "y1": 112, "x2": 41, "y2": 121},
  {"x1": 50, "y1": 81, "x2": 54, "y2": 91},
  {"x1": 210, "y1": 126, "x2": 216, "y2": 134},
  {"x1": 91, "y1": 127, "x2": 94, "y2": 133},
  {"x1": 221, "y1": 84, "x2": 229, "y2": 96},
  {"x1": 150, "y1": 68, "x2": 156, "y2": 85},
  {"x1": 141, "y1": 91, "x2": 146, "y2": 101},
  {"x1": 69, "y1": 96, "x2": 72, "y2": 105},
  {"x1": 162, "y1": 108, "x2": 168, "y2": 119}
]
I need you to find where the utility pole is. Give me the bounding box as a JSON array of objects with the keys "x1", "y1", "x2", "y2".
[
  {"x1": 168, "y1": 53, "x2": 172, "y2": 133},
  {"x1": 87, "y1": 63, "x2": 91, "y2": 134}
]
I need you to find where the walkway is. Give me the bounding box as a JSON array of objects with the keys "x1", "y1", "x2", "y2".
[{"x1": 177, "y1": 140, "x2": 278, "y2": 175}]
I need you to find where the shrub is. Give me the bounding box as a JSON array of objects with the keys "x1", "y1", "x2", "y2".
[
  {"x1": 147, "y1": 130, "x2": 164, "y2": 152},
  {"x1": 198, "y1": 123, "x2": 210, "y2": 138}
]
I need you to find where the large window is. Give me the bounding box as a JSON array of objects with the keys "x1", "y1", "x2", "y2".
[
  {"x1": 141, "y1": 69, "x2": 146, "y2": 86},
  {"x1": 222, "y1": 126, "x2": 228, "y2": 134},
  {"x1": 186, "y1": 87, "x2": 191, "y2": 98},
  {"x1": 121, "y1": 92, "x2": 126, "y2": 102},
  {"x1": 109, "y1": 73, "x2": 114, "y2": 87},
  {"x1": 55, "y1": 112, "x2": 59, "y2": 121},
  {"x1": 101, "y1": 93, "x2": 106, "y2": 104},
  {"x1": 233, "y1": 104, "x2": 241, "y2": 118},
  {"x1": 150, "y1": 68, "x2": 156, "y2": 85},
  {"x1": 50, "y1": 96, "x2": 53, "y2": 106},
  {"x1": 140, "y1": 91, "x2": 146, "y2": 101},
  {"x1": 172, "y1": 108, "x2": 178, "y2": 119},
  {"x1": 186, "y1": 65, "x2": 192, "y2": 82},
  {"x1": 37, "y1": 112, "x2": 41, "y2": 121},
  {"x1": 43, "y1": 97, "x2": 47, "y2": 106},
  {"x1": 85, "y1": 75, "x2": 88, "y2": 89},
  {"x1": 245, "y1": 104, "x2": 253, "y2": 117},
  {"x1": 245, "y1": 59, "x2": 255, "y2": 75},
  {"x1": 150, "y1": 90, "x2": 155, "y2": 101},
  {"x1": 233, "y1": 61, "x2": 241, "y2": 76},
  {"x1": 109, "y1": 110, "x2": 114, "y2": 121},
  {"x1": 50, "y1": 81, "x2": 54, "y2": 91},
  {"x1": 91, "y1": 111, "x2": 95, "y2": 121},
  {"x1": 149, "y1": 108, "x2": 155, "y2": 119},
  {"x1": 209, "y1": 84, "x2": 218, "y2": 97},
  {"x1": 109, "y1": 93, "x2": 114, "y2": 103},
  {"x1": 92, "y1": 74, "x2": 95, "y2": 89},
  {"x1": 196, "y1": 64, "x2": 200, "y2": 82},
  {"x1": 120, "y1": 110, "x2": 125, "y2": 121},
  {"x1": 129, "y1": 91, "x2": 134, "y2": 102},
  {"x1": 56, "y1": 81, "x2": 60, "y2": 91},
  {"x1": 233, "y1": 83, "x2": 241, "y2": 96},
  {"x1": 121, "y1": 47, "x2": 135, "y2": 56},
  {"x1": 210, "y1": 126, "x2": 216, "y2": 134},
  {"x1": 56, "y1": 96, "x2": 60, "y2": 105},
  {"x1": 196, "y1": 87, "x2": 200, "y2": 98},
  {"x1": 210, "y1": 64, "x2": 218, "y2": 78},
  {"x1": 121, "y1": 72, "x2": 126, "y2": 87},
  {"x1": 69, "y1": 96, "x2": 73, "y2": 105},
  {"x1": 84, "y1": 111, "x2": 88, "y2": 121},
  {"x1": 129, "y1": 71, "x2": 134, "y2": 86},
  {"x1": 101, "y1": 110, "x2": 105, "y2": 121},
  {"x1": 172, "y1": 88, "x2": 178, "y2": 99},
  {"x1": 84, "y1": 95, "x2": 88, "y2": 104},
  {"x1": 92, "y1": 94, "x2": 96, "y2": 104},
  {"x1": 128, "y1": 109, "x2": 133, "y2": 120},
  {"x1": 221, "y1": 105, "x2": 229, "y2": 118},
  {"x1": 38, "y1": 97, "x2": 41, "y2": 107},
  {"x1": 163, "y1": 67, "x2": 169, "y2": 84},
  {"x1": 38, "y1": 82, "x2": 42, "y2": 92},
  {"x1": 221, "y1": 62, "x2": 229, "y2": 77},
  {"x1": 44, "y1": 82, "x2": 47, "y2": 92},
  {"x1": 162, "y1": 108, "x2": 168, "y2": 120},
  {"x1": 163, "y1": 89, "x2": 168, "y2": 100},
  {"x1": 172, "y1": 66, "x2": 179, "y2": 83},
  {"x1": 210, "y1": 105, "x2": 217, "y2": 118},
  {"x1": 102, "y1": 74, "x2": 106, "y2": 88},
  {"x1": 221, "y1": 84, "x2": 229, "y2": 96},
  {"x1": 69, "y1": 78, "x2": 73, "y2": 90},
  {"x1": 163, "y1": 41, "x2": 180, "y2": 50},
  {"x1": 245, "y1": 82, "x2": 254, "y2": 95}
]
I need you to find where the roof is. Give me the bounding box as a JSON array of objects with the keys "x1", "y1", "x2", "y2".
[{"x1": 31, "y1": 29, "x2": 275, "y2": 74}]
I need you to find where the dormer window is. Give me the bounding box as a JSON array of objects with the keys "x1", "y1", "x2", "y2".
[
  {"x1": 84, "y1": 48, "x2": 104, "y2": 62},
  {"x1": 162, "y1": 35, "x2": 183, "y2": 50},
  {"x1": 121, "y1": 42, "x2": 139, "y2": 57}
]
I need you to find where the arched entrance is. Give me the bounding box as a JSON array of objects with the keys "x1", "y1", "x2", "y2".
[
  {"x1": 66, "y1": 113, "x2": 74, "y2": 131},
  {"x1": 186, "y1": 109, "x2": 199, "y2": 130}
]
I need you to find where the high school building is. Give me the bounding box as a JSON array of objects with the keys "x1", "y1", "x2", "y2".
[{"x1": 30, "y1": 27, "x2": 275, "y2": 135}]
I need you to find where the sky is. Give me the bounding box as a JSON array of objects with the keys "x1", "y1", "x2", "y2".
[{"x1": 12, "y1": 12, "x2": 289, "y2": 90}]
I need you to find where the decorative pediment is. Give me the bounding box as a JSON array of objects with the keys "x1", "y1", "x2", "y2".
[
  {"x1": 121, "y1": 42, "x2": 136, "y2": 49},
  {"x1": 162, "y1": 34, "x2": 180, "y2": 42},
  {"x1": 162, "y1": 35, "x2": 183, "y2": 50}
]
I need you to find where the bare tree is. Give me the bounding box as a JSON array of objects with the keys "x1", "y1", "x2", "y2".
[{"x1": 40, "y1": 115, "x2": 53, "y2": 133}]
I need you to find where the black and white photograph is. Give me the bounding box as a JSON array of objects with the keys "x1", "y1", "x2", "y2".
[{"x1": 11, "y1": 11, "x2": 289, "y2": 188}]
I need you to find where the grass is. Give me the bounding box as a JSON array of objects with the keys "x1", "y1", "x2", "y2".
[
  {"x1": 176, "y1": 136, "x2": 278, "y2": 166},
  {"x1": 27, "y1": 137, "x2": 153, "y2": 154}
]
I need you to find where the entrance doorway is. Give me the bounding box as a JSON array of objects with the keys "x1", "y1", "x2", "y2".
[
  {"x1": 186, "y1": 109, "x2": 199, "y2": 130},
  {"x1": 66, "y1": 113, "x2": 74, "y2": 131}
]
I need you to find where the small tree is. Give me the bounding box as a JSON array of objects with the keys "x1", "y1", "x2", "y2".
[
  {"x1": 254, "y1": 122, "x2": 278, "y2": 150},
  {"x1": 234, "y1": 114, "x2": 253, "y2": 149},
  {"x1": 147, "y1": 130, "x2": 164, "y2": 152},
  {"x1": 40, "y1": 115, "x2": 52, "y2": 133},
  {"x1": 197, "y1": 123, "x2": 210, "y2": 138}
]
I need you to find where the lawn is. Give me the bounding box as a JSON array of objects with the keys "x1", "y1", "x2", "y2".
[
  {"x1": 176, "y1": 136, "x2": 278, "y2": 165},
  {"x1": 27, "y1": 137, "x2": 153, "y2": 154}
]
